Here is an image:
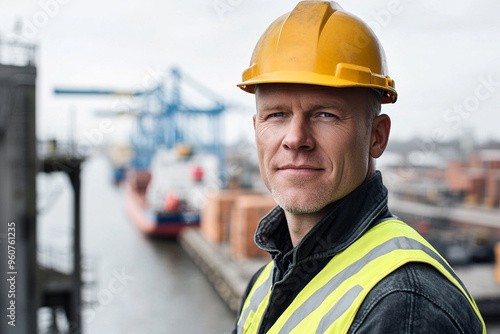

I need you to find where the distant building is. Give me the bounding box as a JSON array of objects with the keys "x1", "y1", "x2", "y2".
[
  {"x1": 381, "y1": 139, "x2": 500, "y2": 208},
  {"x1": 447, "y1": 150, "x2": 500, "y2": 207}
]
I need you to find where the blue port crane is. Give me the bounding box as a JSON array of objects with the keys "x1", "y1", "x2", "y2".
[{"x1": 54, "y1": 67, "x2": 228, "y2": 185}]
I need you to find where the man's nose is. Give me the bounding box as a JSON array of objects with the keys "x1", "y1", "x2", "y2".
[{"x1": 282, "y1": 117, "x2": 315, "y2": 151}]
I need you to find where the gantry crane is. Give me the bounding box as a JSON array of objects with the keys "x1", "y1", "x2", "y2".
[{"x1": 54, "y1": 67, "x2": 228, "y2": 185}]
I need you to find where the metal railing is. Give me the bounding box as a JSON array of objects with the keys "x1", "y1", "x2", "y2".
[
  {"x1": 37, "y1": 245, "x2": 98, "y2": 305},
  {"x1": 37, "y1": 139, "x2": 92, "y2": 160},
  {"x1": 0, "y1": 39, "x2": 36, "y2": 67}
]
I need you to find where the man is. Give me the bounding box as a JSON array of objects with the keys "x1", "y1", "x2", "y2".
[{"x1": 233, "y1": 1, "x2": 485, "y2": 333}]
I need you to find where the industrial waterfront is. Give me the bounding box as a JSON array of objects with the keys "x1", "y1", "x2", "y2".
[
  {"x1": 2, "y1": 53, "x2": 500, "y2": 332},
  {"x1": 38, "y1": 155, "x2": 236, "y2": 333}
]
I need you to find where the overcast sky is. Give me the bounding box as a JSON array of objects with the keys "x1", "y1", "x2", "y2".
[{"x1": 1, "y1": 0, "x2": 499, "y2": 146}]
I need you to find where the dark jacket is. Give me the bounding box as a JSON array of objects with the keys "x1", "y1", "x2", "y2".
[{"x1": 233, "y1": 172, "x2": 483, "y2": 333}]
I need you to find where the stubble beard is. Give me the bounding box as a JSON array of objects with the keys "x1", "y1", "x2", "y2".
[{"x1": 269, "y1": 179, "x2": 335, "y2": 215}]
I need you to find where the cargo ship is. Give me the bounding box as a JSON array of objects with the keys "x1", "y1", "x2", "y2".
[{"x1": 124, "y1": 146, "x2": 218, "y2": 237}]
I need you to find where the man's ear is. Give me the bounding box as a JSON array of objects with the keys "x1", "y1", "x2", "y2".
[
  {"x1": 253, "y1": 114, "x2": 257, "y2": 131},
  {"x1": 370, "y1": 114, "x2": 391, "y2": 159}
]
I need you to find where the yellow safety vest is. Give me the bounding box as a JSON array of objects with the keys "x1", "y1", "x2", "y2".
[{"x1": 237, "y1": 219, "x2": 485, "y2": 334}]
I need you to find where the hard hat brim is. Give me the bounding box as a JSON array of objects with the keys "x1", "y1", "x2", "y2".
[{"x1": 237, "y1": 70, "x2": 397, "y2": 104}]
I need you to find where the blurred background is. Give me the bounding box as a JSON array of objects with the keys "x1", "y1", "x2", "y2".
[{"x1": 0, "y1": 0, "x2": 499, "y2": 333}]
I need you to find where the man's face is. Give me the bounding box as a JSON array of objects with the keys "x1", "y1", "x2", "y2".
[{"x1": 254, "y1": 84, "x2": 374, "y2": 215}]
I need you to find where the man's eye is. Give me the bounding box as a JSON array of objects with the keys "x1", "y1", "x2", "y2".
[
  {"x1": 320, "y1": 112, "x2": 337, "y2": 118},
  {"x1": 269, "y1": 112, "x2": 285, "y2": 118}
]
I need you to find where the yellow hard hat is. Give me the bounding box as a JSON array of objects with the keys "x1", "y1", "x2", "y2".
[{"x1": 238, "y1": 1, "x2": 397, "y2": 104}]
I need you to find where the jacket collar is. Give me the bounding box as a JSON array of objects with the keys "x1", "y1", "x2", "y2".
[{"x1": 254, "y1": 171, "x2": 390, "y2": 264}]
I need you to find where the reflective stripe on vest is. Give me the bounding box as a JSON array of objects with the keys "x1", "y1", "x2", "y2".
[{"x1": 237, "y1": 219, "x2": 486, "y2": 334}]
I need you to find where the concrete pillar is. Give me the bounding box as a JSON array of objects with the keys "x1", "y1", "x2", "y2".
[{"x1": 0, "y1": 63, "x2": 38, "y2": 334}]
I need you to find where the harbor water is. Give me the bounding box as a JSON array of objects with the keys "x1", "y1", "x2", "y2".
[{"x1": 38, "y1": 153, "x2": 236, "y2": 333}]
